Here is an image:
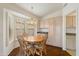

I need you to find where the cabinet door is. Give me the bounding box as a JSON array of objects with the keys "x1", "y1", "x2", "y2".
[
  {"x1": 15, "y1": 17, "x2": 25, "y2": 36},
  {"x1": 40, "y1": 20, "x2": 44, "y2": 28},
  {"x1": 47, "y1": 17, "x2": 62, "y2": 47},
  {"x1": 47, "y1": 19, "x2": 56, "y2": 46},
  {"x1": 55, "y1": 24, "x2": 62, "y2": 47},
  {"x1": 25, "y1": 19, "x2": 37, "y2": 36},
  {"x1": 55, "y1": 17, "x2": 62, "y2": 47},
  {"x1": 66, "y1": 16, "x2": 73, "y2": 28},
  {"x1": 45, "y1": 20, "x2": 49, "y2": 28},
  {"x1": 40, "y1": 20, "x2": 49, "y2": 28},
  {"x1": 66, "y1": 35, "x2": 76, "y2": 50}
]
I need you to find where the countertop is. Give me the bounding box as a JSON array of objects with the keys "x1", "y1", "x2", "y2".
[
  {"x1": 66, "y1": 33, "x2": 76, "y2": 35},
  {"x1": 37, "y1": 32, "x2": 48, "y2": 34}
]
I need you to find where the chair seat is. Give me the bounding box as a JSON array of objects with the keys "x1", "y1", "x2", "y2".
[
  {"x1": 27, "y1": 45, "x2": 33, "y2": 49},
  {"x1": 34, "y1": 45, "x2": 43, "y2": 48}
]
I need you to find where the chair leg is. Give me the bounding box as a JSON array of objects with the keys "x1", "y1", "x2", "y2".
[
  {"x1": 26, "y1": 51, "x2": 30, "y2": 56},
  {"x1": 35, "y1": 49, "x2": 40, "y2": 55},
  {"x1": 39, "y1": 49, "x2": 43, "y2": 56},
  {"x1": 26, "y1": 50, "x2": 31, "y2": 56},
  {"x1": 28, "y1": 48, "x2": 35, "y2": 56},
  {"x1": 44, "y1": 49, "x2": 47, "y2": 55},
  {"x1": 40, "y1": 51, "x2": 42, "y2": 56}
]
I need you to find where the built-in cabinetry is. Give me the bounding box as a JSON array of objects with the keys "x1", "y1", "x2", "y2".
[
  {"x1": 47, "y1": 17, "x2": 62, "y2": 47},
  {"x1": 66, "y1": 11, "x2": 76, "y2": 56},
  {"x1": 66, "y1": 16, "x2": 76, "y2": 28},
  {"x1": 66, "y1": 16, "x2": 76, "y2": 33},
  {"x1": 15, "y1": 16, "x2": 25, "y2": 37},
  {"x1": 25, "y1": 19, "x2": 38, "y2": 36},
  {"x1": 40, "y1": 20, "x2": 49, "y2": 28},
  {"x1": 66, "y1": 15, "x2": 76, "y2": 50},
  {"x1": 66, "y1": 34, "x2": 76, "y2": 50},
  {"x1": 39, "y1": 16, "x2": 62, "y2": 47},
  {"x1": 15, "y1": 17, "x2": 38, "y2": 36}
]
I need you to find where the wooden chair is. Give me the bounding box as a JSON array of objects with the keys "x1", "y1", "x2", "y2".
[
  {"x1": 34, "y1": 35, "x2": 47, "y2": 56},
  {"x1": 24, "y1": 41, "x2": 36, "y2": 56},
  {"x1": 17, "y1": 35, "x2": 37, "y2": 56},
  {"x1": 22, "y1": 33, "x2": 36, "y2": 56},
  {"x1": 17, "y1": 35, "x2": 33, "y2": 56},
  {"x1": 17, "y1": 35, "x2": 26, "y2": 56}
]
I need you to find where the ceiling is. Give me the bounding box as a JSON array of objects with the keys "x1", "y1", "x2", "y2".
[{"x1": 16, "y1": 3, "x2": 63, "y2": 17}]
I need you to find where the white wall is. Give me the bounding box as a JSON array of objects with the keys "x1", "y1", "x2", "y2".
[
  {"x1": 77, "y1": 8, "x2": 79, "y2": 56},
  {"x1": 0, "y1": 9, "x2": 4, "y2": 55}
]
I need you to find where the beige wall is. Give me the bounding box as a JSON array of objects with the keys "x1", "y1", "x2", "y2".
[{"x1": 0, "y1": 9, "x2": 4, "y2": 55}]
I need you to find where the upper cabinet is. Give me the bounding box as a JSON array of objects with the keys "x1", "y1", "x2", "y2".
[
  {"x1": 15, "y1": 16, "x2": 25, "y2": 36},
  {"x1": 66, "y1": 16, "x2": 76, "y2": 33},
  {"x1": 66, "y1": 16, "x2": 76, "y2": 28},
  {"x1": 66, "y1": 16, "x2": 73, "y2": 28},
  {"x1": 25, "y1": 18, "x2": 38, "y2": 35},
  {"x1": 40, "y1": 20, "x2": 49, "y2": 28}
]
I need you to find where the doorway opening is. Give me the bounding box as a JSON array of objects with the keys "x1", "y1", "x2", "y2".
[{"x1": 66, "y1": 11, "x2": 76, "y2": 56}]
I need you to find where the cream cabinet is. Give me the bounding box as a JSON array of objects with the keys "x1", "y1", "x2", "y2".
[
  {"x1": 66, "y1": 16, "x2": 73, "y2": 28},
  {"x1": 40, "y1": 20, "x2": 49, "y2": 28},
  {"x1": 66, "y1": 34, "x2": 76, "y2": 50},
  {"x1": 66, "y1": 16, "x2": 76, "y2": 28},
  {"x1": 25, "y1": 19, "x2": 38, "y2": 36},
  {"x1": 15, "y1": 17, "x2": 25, "y2": 37},
  {"x1": 66, "y1": 16, "x2": 76, "y2": 33},
  {"x1": 45, "y1": 17, "x2": 62, "y2": 47}
]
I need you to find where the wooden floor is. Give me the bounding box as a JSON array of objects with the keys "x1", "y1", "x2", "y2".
[{"x1": 9, "y1": 45, "x2": 71, "y2": 56}]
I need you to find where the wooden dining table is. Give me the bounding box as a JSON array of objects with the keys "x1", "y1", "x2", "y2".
[{"x1": 23, "y1": 35, "x2": 44, "y2": 43}]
